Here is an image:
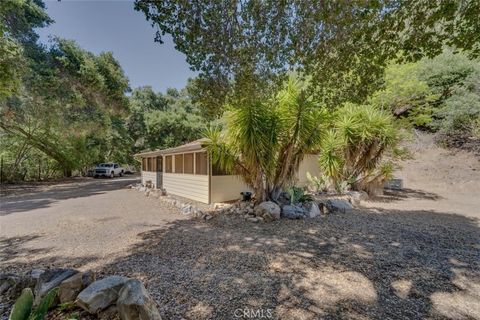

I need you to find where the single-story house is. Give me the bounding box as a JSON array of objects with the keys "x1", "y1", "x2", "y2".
[{"x1": 134, "y1": 139, "x2": 321, "y2": 204}]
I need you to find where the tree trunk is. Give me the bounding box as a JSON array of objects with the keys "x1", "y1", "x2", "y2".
[{"x1": 63, "y1": 168, "x2": 72, "y2": 177}]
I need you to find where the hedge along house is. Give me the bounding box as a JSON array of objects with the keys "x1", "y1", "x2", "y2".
[{"x1": 135, "y1": 139, "x2": 321, "y2": 204}]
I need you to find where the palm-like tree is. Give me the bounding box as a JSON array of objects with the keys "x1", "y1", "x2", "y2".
[
  {"x1": 319, "y1": 103, "x2": 401, "y2": 192},
  {"x1": 203, "y1": 77, "x2": 326, "y2": 202}
]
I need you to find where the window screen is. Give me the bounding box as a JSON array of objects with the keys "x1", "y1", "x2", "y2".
[
  {"x1": 184, "y1": 153, "x2": 194, "y2": 174},
  {"x1": 195, "y1": 152, "x2": 207, "y2": 175},
  {"x1": 174, "y1": 154, "x2": 184, "y2": 173},
  {"x1": 165, "y1": 155, "x2": 172, "y2": 173},
  {"x1": 142, "y1": 158, "x2": 147, "y2": 171},
  {"x1": 147, "y1": 157, "x2": 153, "y2": 171},
  {"x1": 156, "y1": 157, "x2": 163, "y2": 172}
]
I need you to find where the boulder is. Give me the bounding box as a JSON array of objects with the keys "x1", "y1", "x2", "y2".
[
  {"x1": 254, "y1": 201, "x2": 281, "y2": 221},
  {"x1": 34, "y1": 268, "x2": 78, "y2": 305},
  {"x1": 117, "y1": 279, "x2": 162, "y2": 320},
  {"x1": 318, "y1": 202, "x2": 329, "y2": 215},
  {"x1": 76, "y1": 276, "x2": 130, "y2": 313},
  {"x1": 0, "y1": 269, "x2": 46, "y2": 300},
  {"x1": 303, "y1": 202, "x2": 321, "y2": 218},
  {"x1": 58, "y1": 271, "x2": 95, "y2": 304},
  {"x1": 347, "y1": 191, "x2": 368, "y2": 206},
  {"x1": 281, "y1": 205, "x2": 307, "y2": 219},
  {"x1": 327, "y1": 199, "x2": 353, "y2": 213},
  {"x1": 277, "y1": 192, "x2": 291, "y2": 206},
  {"x1": 0, "y1": 274, "x2": 19, "y2": 296},
  {"x1": 180, "y1": 204, "x2": 192, "y2": 215}
]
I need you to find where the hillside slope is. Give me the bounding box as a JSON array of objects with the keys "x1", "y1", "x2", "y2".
[{"x1": 365, "y1": 132, "x2": 480, "y2": 220}]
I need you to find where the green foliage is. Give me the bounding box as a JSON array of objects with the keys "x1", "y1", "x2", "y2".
[
  {"x1": 374, "y1": 49, "x2": 480, "y2": 149},
  {"x1": 128, "y1": 85, "x2": 207, "y2": 153},
  {"x1": 28, "y1": 288, "x2": 58, "y2": 320},
  {"x1": 305, "y1": 172, "x2": 327, "y2": 193},
  {"x1": 436, "y1": 71, "x2": 480, "y2": 138},
  {"x1": 370, "y1": 62, "x2": 438, "y2": 127},
  {"x1": 0, "y1": 0, "x2": 52, "y2": 97},
  {"x1": 418, "y1": 49, "x2": 478, "y2": 100},
  {"x1": 319, "y1": 103, "x2": 401, "y2": 193},
  {"x1": 204, "y1": 76, "x2": 326, "y2": 202},
  {"x1": 135, "y1": 0, "x2": 480, "y2": 117},
  {"x1": 286, "y1": 186, "x2": 313, "y2": 205},
  {"x1": 0, "y1": 1, "x2": 141, "y2": 181},
  {"x1": 9, "y1": 288, "x2": 33, "y2": 320},
  {"x1": 9, "y1": 287, "x2": 58, "y2": 320}
]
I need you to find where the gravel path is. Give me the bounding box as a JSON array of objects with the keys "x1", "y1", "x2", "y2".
[
  {"x1": 0, "y1": 176, "x2": 188, "y2": 271},
  {"x1": 1, "y1": 150, "x2": 480, "y2": 319}
]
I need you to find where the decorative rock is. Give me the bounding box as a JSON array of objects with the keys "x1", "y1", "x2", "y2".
[
  {"x1": 58, "y1": 271, "x2": 95, "y2": 304},
  {"x1": 181, "y1": 204, "x2": 192, "y2": 215},
  {"x1": 281, "y1": 205, "x2": 307, "y2": 219},
  {"x1": 192, "y1": 209, "x2": 203, "y2": 218},
  {"x1": 247, "y1": 217, "x2": 259, "y2": 223},
  {"x1": 76, "y1": 276, "x2": 130, "y2": 313},
  {"x1": 254, "y1": 201, "x2": 281, "y2": 221},
  {"x1": 327, "y1": 199, "x2": 353, "y2": 213},
  {"x1": 318, "y1": 202, "x2": 329, "y2": 215},
  {"x1": 0, "y1": 274, "x2": 18, "y2": 296},
  {"x1": 204, "y1": 214, "x2": 213, "y2": 221},
  {"x1": 384, "y1": 178, "x2": 403, "y2": 190},
  {"x1": 262, "y1": 212, "x2": 275, "y2": 222},
  {"x1": 117, "y1": 279, "x2": 162, "y2": 320},
  {"x1": 347, "y1": 191, "x2": 368, "y2": 206},
  {"x1": 100, "y1": 305, "x2": 119, "y2": 319},
  {"x1": 303, "y1": 202, "x2": 321, "y2": 218},
  {"x1": 277, "y1": 192, "x2": 291, "y2": 206},
  {"x1": 256, "y1": 217, "x2": 265, "y2": 223},
  {"x1": 34, "y1": 268, "x2": 78, "y2": 305},
  {"x1": 1, "y1": 269, "x2": 44, "y2": 300}
]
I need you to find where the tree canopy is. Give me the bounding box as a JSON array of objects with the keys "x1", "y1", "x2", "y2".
[{"x1": 135, "y1": 0, "x2": 480, "y2": 115}]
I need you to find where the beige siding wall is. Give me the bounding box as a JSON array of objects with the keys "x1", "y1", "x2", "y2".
[
  {"x1": 296, "y1": 155, "x2": 321, "y2": 186},
  {"x1": 211, "y1": 175, "x2": 252, "y2": 203},
  {"x1": 141, "y1": 171, "x2": 162, "y2": 189},
  {"x1": 163, "y1": 173, "x2": 209, "y2": 203}
]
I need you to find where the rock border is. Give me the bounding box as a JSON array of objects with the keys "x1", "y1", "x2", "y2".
[{"x1": 128, "y1": 183, "x2": 369, "y2": 223}]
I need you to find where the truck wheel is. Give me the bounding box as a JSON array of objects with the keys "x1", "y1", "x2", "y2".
[
  {"x1": 119, "y1": 171, "x2": 123, "y2": 177},
  {"x1": 110, "y1": 172, "x2": 114, "y2": 178}
]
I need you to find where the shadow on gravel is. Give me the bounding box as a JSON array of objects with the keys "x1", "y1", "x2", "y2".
[
  {"x1": 0, "y1": 234, "x2": 100, "y2": 273},
  {"x1": 96, "y1": 208, "x2": 480, "y2": 320},
  {"x1": 369, "y1": 188, "x2": 443, "y2": 203},
  {"x1": 0, "y1": 177, "x2": 138, "y2": 215}
]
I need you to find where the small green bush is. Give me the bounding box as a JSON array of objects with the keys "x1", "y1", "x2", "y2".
[{"x1": 8, "y1": 288, "x2": 58, "y2": 320}]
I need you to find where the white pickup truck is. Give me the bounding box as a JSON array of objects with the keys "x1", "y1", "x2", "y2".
[{"x1": 93, "y1": 163, "x2": 124, "y2": 178}]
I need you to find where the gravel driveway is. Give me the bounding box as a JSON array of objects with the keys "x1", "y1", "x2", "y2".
[
  {"x1": 1, "y1": 173, "x2": 479, "y2": 319},
  {"x1": 0, "y1": 176, "x2": 188, "y2": 270}
]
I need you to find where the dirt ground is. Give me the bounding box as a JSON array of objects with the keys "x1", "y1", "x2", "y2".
[
  {"x1": 0, "y1": 176, "x2": 190, "y2": 271},
  {"x1": 1, "y1": 134, "x2": 479, "y2": 319}
]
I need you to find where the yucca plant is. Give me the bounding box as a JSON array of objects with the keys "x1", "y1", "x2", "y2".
[
  {"x1": 319, "y1": 103, "x2": 401, "y2": 193},
  {"x1": 203, "y1": 77, "x2": 326, "y2": 202}
]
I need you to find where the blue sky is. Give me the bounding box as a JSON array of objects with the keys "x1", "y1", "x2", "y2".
[{"x1": 37, "y1": 0, "x2": 196, "y2": 93}]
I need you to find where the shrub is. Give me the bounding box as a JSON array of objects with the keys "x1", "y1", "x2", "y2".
[
  {"x1": 9, "y1": 288, "x2": 58, "y2": 320},
  {"x1": 319, "y1": 103, "x2": 402, "y2": 193}
]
